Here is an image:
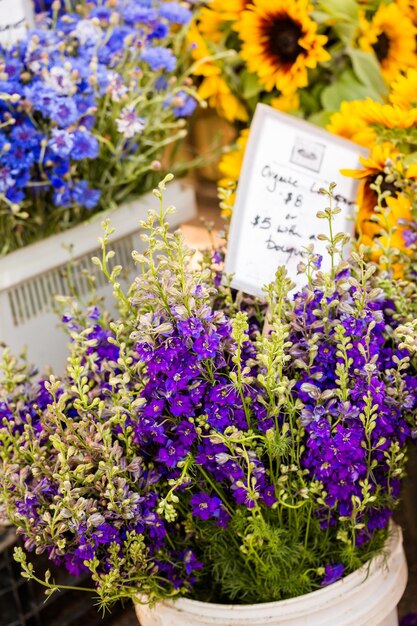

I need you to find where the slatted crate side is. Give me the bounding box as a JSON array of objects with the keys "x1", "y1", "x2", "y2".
[{"x1": 0, "y1": 182, "x2": 196, "y2": 373}]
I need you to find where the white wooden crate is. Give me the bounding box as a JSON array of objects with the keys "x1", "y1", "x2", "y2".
[{"x1": 0, "y1": 181, "x2": 196, "y2": 373}]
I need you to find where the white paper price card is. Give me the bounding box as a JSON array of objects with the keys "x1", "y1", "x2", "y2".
[
  {"x1": 0, "y1": 0, "x2": 34, "y2": 47},
  {"x1": 224, "y1": 104, "x2": 367, "y2": 299}
]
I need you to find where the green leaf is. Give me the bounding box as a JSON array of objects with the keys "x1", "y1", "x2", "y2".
[
  {"x1": 403, "y1": 152, "x2": 417, "y2": 166},
  {"x1": 308, "y1": 110, "x2": 333, "y2": 128},
  {"x1": 317, "y1": 0, "x2": 359, "y2": 21},
  {"x1": 347, "y1": 48, "x2": 388, "y2": 99},
  {"x1": 299, "y1": 89, "x2": 323, "y2": 116},
  {"x1": 320, "y1": 69, "x2": 380, "y2": 112},
  {"x1": 241, "y1": 71, "x2": 262, "y2": 100},
  {"x1": 332, "y1": 22, "x2": 356, "y2": 45},
  {"x1": 310, "y1": 9, "x2": 332, "y2": 24}
]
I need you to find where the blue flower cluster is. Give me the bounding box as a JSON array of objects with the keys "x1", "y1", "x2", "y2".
[{"x1": 0, "y1": 0, "x2": 197, "y2": 252}]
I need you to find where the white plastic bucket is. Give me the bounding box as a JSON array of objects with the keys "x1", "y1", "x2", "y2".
[
  {"x1": 0, "y1": 181, "x2": 196, "y2": 373},
  {"x1": 135, "y1": 526, "x2": 407, "y2": 626}
]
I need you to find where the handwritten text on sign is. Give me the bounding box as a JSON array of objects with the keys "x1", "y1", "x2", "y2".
[
  {"x1": 0, "y1": 0, "x2": 34, "y2": 47},
  {"x1": 224, "y1": 105, "x2": 367, "y2": 298}
]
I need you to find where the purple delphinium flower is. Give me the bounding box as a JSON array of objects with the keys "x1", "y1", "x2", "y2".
[
  {"x1": 321, "y1": 563, "x2": 344, "y2": 586},
  {"x1": 156, "y1": 440, "x2": 187, "y2": 468},
  {"x1": 3, "y1": 187, "x2": 417, "y2": 608},
  {"x1": 400, "y1": 615, "x2": 417, "y2": 626},
  {"x1": 190, "y1": 493, "x2": 224, "y2": 521},
  {"x1": 403, "y1": 229, "x2": 417, "y2": 247}
]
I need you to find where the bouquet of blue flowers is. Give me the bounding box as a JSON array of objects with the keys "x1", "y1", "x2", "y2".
[
  {"x1": 0, "y1": 0, "x2": 198, "y2": 254},
  {"x1": 1, "y1": 177, "x2": 417, "y2": 609}
]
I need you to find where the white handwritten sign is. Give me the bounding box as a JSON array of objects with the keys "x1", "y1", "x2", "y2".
[
  {"x1": 224, "y1": 104, "x2": 367, "y2": 298},
  {"x1": 0, "y1": 0, "x2": 34, "y2": 47}
]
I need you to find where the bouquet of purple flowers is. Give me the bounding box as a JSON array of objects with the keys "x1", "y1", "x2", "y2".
[
  {"x1": 1, "y1": 178, "x2": 416, "y2": 608},
  {"x1": 0, "y1": 0, "x2": 198, "y2": 254}
]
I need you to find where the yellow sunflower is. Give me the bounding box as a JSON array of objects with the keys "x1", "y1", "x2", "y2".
[
  {"x1": 187, "y1": 23, "x2": 248, "y2": 123},
  {"x1": 199, "y1": 0, "x2": 249, "y2": 39},
  {"x1": 271, "y1": 93, "x2": 300, "y2": 112},
  {"x1": 187, "y1": 22, "x2": 220, "y2": 78},
  {"x1": 361, "y1": 193, "x2": 413, "y2": 277},
  {"x1": 198, "y1": 75, "x2": 249, "y2": 122},
  {"x1": 197, "y1": 7, "x2": 224, "y2": 43},
  {"x1": 326, "y1": 100, "x2": 376, "y2": 147},
  {"x1": 396, "y1": 0, "x2": 417, "y2": 27},
  {"x1": 236, "y1": 0, "x2": 330, "y2": 95},
  {"x1": 343, "y1": 142, "x2": 400, "y2": 237},
  {"x1": 342, "y1": 142, "x2": 400, "y2": 183},
  {"x1": 343, "y1": 143, "x2": 417, "y2": 275},
  {"x1": 359, "y1": 3, "x2": 416, "y2": 83},
  {"x1": 358, "y1": 99, "x2": 417, "y2": 129},
  {"x1": 389, "y1": 68, "x2": 417, "y2": 109},
  {"x1": 383, "y1": 194, "x2": 413, "y2": 255},
  {"x1": 218, "y1": 128, "x2": 250, "y2": 216}
]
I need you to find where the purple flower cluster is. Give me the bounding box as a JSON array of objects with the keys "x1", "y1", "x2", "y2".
[
  {"x1": 2, "y1": 204, "x2": 417, "y2": 604},
  {"x1": 0, "y1": 357, "x2": 201, "y2": 588},
  {"x1": 132, "y1": 293, "x2": 275, "y2": 516},
  {"x1": 60, "y1": 261, "x2": 417, "y2": 594},
  {"x1": 291, "y1": 283, "x2": 415, "y2": 540}
]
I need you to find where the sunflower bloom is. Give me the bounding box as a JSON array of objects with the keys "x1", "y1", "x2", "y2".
[
  {"x1": 359, "y1": 99, "x2": 417, "y2": 129},
  {"x1": 187, "y1": 22, "x2": 248, "y2": 122},
  {"x1": 396, "y1": 0, "x2": 417, "y2": 27},
  {"x1": 218, "y1": 129, "x2": 250, "y2": 216},
  {"x1": 198, "y1": 76, "x2": 248, "y2": 122},
  {"x1": 187, "y1": 22, "x2": 220, "y2": 78},
  {"x1": 342, "y1": 142, "x2": 400, "y2": 182},
  {"x1": 359, "y1": 3, "x2": 416, "y2": 83},
  {"x1": 327, "y1": 100, "x2": 376, "y2": 147},
  {"x1": 343, "y1": 144, "x2": 416, "y2": 274},
  {"x1": 343, "y1": 143, "x2": 400, "y2": 241},
  {"x1": 360, "y1": 193, "x2": 413, "y2": 277},
  {"x1": 237, "y1": 0, "x2": 330, "y2": 95},
  {"x1": 199, "y1": 0, "x2": 248, "y2": 38},
  {"x1": 271, "y1": 93, "x2": 300, "y2": 113},
  {"x1": 197, "y1": 8, "x2": 224, "y2": 43},
  {"x1": 389, "y1": 68, "x2": 417, "y2": 109}
]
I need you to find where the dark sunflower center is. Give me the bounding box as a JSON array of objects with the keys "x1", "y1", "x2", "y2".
[
  {"x1": 373, "y1": 32, "x2": 390, "y2": 62},
  {"x1": 370, "y1": 174, "x2": 398, "y2": 206},
  {"x1": 265, "y1": 18, "x2": 304, "y2": 64}
]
